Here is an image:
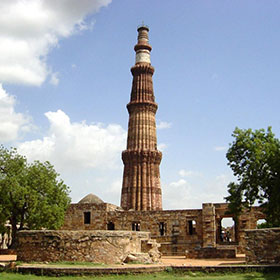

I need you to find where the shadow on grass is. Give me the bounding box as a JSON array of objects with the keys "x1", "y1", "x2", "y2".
[{"x1": 243, "y1": 273, "x2": 280, "y2": 280}]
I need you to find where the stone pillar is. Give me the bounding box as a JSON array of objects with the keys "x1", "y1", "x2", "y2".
[
  {"x1": 121, "y1": 25, "x2": 162, "y2": 211},
  {"x1": 202, "y1": 203, "x2": 216, "y2": 248}
]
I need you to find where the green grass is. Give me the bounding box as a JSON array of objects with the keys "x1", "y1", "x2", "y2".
[
  {"x1": 15, "y1": 261, "x2": 108, "y2": 267},
  {"x1": 1, "y1": 271, "x2": 280, "y2": 280}
]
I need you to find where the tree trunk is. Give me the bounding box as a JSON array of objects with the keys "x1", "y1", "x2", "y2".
[{"x1": 8, "y1": 220, "x2": 18, "y2": 249}]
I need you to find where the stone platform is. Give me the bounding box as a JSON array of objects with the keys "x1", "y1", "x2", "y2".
[{"x1": 14, "y1": 263, "x2": 280, "y2": 276}]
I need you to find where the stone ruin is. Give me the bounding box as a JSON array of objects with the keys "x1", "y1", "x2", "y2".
[
  {"x1": 16, "y1": 230, "x2": 161, "y2": 264},
  {"x1": 61, "y1": 195, "x2": 265, "y2": 259},
  {"x1": 245, "y1": 228, "x2": 280, "y2": 264},
  {"x1": 14, "y1": 26, "x2": 274, "y2": 264}
]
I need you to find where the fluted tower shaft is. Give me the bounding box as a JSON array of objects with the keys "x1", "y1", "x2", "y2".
[{"x1": 121, "y1": 26, "x2": 162, "y2": 211}]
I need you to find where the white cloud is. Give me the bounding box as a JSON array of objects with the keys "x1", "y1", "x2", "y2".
[
  {"x1": 0, "y1": 0, "x2": 111, "y2": 86},
  {"x1": 17, "y1": 109, "x2": 126, "y2": 171},
  {"x1": 162, "y1": 178, "x2": 191, "y2": 209},
  {"x1": 0, "y1": 84, "x2": 31, "y2": 142},
  {"x1": 50, "y1": 72, "x2": 59, "y2": 86},
  {"x1": 106, "y1": 179, "x2": 122, "y2": 195},
  {"x1": 104, "y1": 178, "x2": 122, "y2": 204},
  {"x1": 157, "y1": 121, "x2": 172, "y2": 130},
  {"x1": 158, "y1": 143, "x2": 167, "y2": 151},
  {"x1": 214, "y1": 146, "x2": 227, "y2": 152},
  {"x1": 170, "y1": 179, "x2": 187, "y2": 188},
  {"x1": 16, "y1": 109, "x2": 126, "y2": 204},
  {"x1": 179, "y1": 169, "x2": 202, "y2": 178},
  {"x1": 162, "y1": 171, "x2": 234, "y2": 210}
]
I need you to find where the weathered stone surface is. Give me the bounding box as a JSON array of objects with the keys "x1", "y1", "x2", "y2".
[
  {"x1": 0, "y1": 249, "x2": 16, "y2": 255},
  {"x1": 202, "y1": 203, "x2": 216, "y2": 248},
  {"x1": 62, "y1": 201, "x2": 264, "y2": 257},
  {"x1": 245, "y1": 228, "x2": 280, "y2": 264},
  {"x1": 16, "y1": 230, "x2": 161, "y2": 264},
  {"x1": 78, "y1": 193, "x2": 104, "y2": 204},
  {"x1": 185, "y1": 247, "x2": 236, "y2": 259},
  {"x1": 142, "y1": 238, "x2": 161, "y2": 262},
  {"x1": 124, "y1": 253, "x2": 152, "y2": 264}
]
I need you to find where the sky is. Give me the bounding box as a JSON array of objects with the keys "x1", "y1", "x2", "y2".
[{"x1": 1, "y1": 0, "x2": 280, "y2": 210}]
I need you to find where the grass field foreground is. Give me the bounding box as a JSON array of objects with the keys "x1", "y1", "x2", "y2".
[{"x1": 1, "y1": 271, "x2": 280, "y2": 280}]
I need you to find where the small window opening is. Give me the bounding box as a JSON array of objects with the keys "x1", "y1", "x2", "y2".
[
  {"x1": 84, "y1": 212, "x2": 91, "y2": 224},
  {"x1": 188, "y1": 220, "x2": 196, "y2": 235},
  {"x1": 132, "y1": 222, "x2": 140, "y2": 231},
  {"x1": 107, "y1": 222, "x2": 115, "y2": 230},
  {"x1": 257, "y1": 219, "x2": 267, "y2": 229},
  {"x1": 159, "y1": 222, "x2": 166, "y2": 236}
]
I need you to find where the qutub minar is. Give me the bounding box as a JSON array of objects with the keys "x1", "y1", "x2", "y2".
[
  {"x1": 42, "y1": 25, "x2": 264, "y2": 260},
  {"x1": 2, "y1": 25, "x2": 272, "y2": 265},
  {"x1": 121, "y1": 25, "x2": 162, "y2": 211}
]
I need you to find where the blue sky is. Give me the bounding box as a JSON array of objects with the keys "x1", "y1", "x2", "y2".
[{"x1": 1, "y1": 0, "x2": 280, "y2": 209}]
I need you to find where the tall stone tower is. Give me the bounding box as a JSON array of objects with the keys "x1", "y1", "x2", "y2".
[{"x1": 121, "y1": 25, "x2": 162, "y2": 211}]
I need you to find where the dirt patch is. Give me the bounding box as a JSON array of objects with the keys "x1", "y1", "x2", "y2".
[
  {"x1": 161, "y1": 254, "x2": 246, "y2": 266},
  {"x1": 1, "y1": 254, "x2": 245, "y2": 267}
]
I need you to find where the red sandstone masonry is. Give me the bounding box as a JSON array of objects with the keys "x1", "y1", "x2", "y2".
[{"x1": 121, "y1": 26, "x2": 162, "y2": 211}]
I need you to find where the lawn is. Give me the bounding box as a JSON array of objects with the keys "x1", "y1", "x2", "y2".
[{"x1": 1, "y1": 271, "x2": 280, "y2": 280}]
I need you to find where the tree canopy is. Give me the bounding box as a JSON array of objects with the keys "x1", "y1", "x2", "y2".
[
  {"x1": 225, "y1": 127, "x2": 280, "y2": 227},
  {"x1": 0, "y1": 146, "x2": 71, "y2": 247}
]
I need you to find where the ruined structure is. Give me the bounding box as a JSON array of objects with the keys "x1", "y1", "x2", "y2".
[
  {"x1": 245, "y1": 228, "x2": 280, "y2": 264},
  {"x1": 17, "y1": 230, "x2": 161, "y2": 264},
  {"x1": 62, "y1": 198, "x2": 264, "y2": 257},
  {"x1": 59, "y1": 25, "x2": 268, "y2": 259},
  {"x1": 121, "y1": 25, "x2": 162, "y2": 211},
  {"x1": 60, "y1": 26, "x2": 266, "y2": 258}
]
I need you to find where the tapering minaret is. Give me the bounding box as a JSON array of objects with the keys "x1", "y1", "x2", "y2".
[{"x1": 121, "y1": 25, "x2": 162, "y2": 211}]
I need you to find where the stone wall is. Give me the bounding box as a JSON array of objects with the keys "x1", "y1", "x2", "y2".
[
  {"x1": 214, "y1": 204, "x2": 265, "y2": 253},
  {"x1": 245, "y1": 228, "x2": 280, "y2": 264},
  {"x1": 62, "y1": 202, "x2": 264, "y2": 257},
  {"x1": 62, "y1": 205, "x2": 204, "y2": 256},
  {"x1": 186, "y1": 247, "x2": 236, "y2": 259},
  {"x1": 202, "y1": 203, "x2": 216, "y2": 248},
  {"x1": 16, "y1": 230, "x2": 160, "y2": 264}
]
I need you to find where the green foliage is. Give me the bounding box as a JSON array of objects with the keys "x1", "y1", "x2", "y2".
[
  {"x1": 257, "y1": 221, "x2": 269, "y2": 229},
  {"x1": 1, "y1": 272, "x2": 280, "y2": 280},
  {"x1": 225, "y1": 127, "x2": 280, "y2": 226},
  {"x1": 0, "y1": 146, "x2": 71, "y2": 247}
]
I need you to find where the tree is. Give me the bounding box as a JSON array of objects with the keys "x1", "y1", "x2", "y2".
[
  {"x1": 225, "y1": 127, "x2": 280, "y2": 227},
  {"x1": 0, "y1": 146, "x2": 71, "y2": 248}
]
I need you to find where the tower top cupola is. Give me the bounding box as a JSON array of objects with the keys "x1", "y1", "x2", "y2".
[{"x1": 134, "y1": 24, "x2": 152, "y2": 64}]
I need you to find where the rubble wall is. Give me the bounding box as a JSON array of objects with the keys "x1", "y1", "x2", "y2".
[
  {"x1": 62, "y1": 205, "x2": 204, "y2": 255},
  {"x1": 16, "y1": 230, "x2": 155, "y2": 264},
  {"x1": 62, "y1": 202, "x2": 265, "y2": 257},
  {"x1": 245, "y1": 228, "x2": 280, "y2": 264}
]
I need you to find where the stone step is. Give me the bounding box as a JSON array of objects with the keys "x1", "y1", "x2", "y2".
[{"x1": 0, "y1": 255, "x2": 17, "y2": 262}]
